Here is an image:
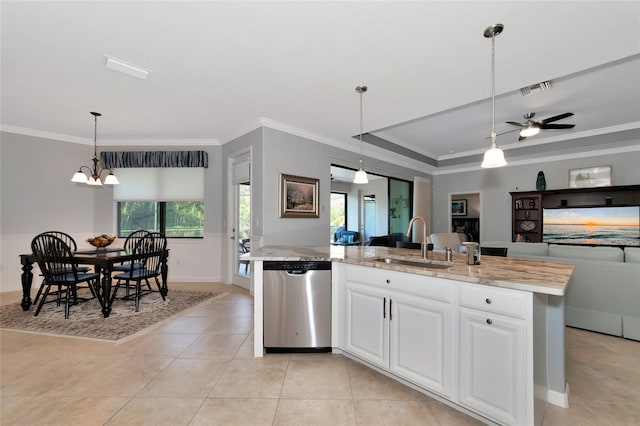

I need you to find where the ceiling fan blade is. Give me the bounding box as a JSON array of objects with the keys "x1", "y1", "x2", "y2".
[
  {"x1": 539, "y1": 123, "x2": 575, "y2": 129},
  {"x1": 540, "y1": 112, "x2": 574, "y2": 124},
  {"x1": 506, "y1": 121, "x2": 525, "y2": 127}
]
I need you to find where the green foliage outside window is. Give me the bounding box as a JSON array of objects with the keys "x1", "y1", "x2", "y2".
[{"x1": 119, "y1": 201, "x2": 204, "y2": 238}]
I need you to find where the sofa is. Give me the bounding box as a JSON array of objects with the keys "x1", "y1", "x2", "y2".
[
  {"x1": 427, "y1": 232, "x2": 469, "y2": 251},
  {"x1": 482, "y1": 241, "x2": 640, "y2": 341}
]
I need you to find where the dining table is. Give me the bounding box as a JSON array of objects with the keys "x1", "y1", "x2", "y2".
[{"x1": 19, "y1": 247, "x2": 169, "y2": 318}]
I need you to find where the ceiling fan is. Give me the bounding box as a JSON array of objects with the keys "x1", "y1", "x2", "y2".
[{"x1": 506, "y1": 112, "x2": 575, "y2": 141}]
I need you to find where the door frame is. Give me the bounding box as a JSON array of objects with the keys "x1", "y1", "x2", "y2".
[
  {"x1": 227, "y1": 148, "x2": 252, "y2": 290},
  {"x1": 448, "y1": 190, "x2": 482, "y2": 243}
]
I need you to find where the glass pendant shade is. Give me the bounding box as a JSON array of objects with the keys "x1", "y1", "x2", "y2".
[
  {"x1": 103, "y1": 173, "x2": 119, "y2": 185},
  {"x1": 87, "y1": 176, "x2": 103, "y2": 186},
  {"x1": 71, "y1": 171, "x2": 89, "y2": 183},
  {"x1": 353, "y1": 167, "x2": 369, "y2": 184},
  {"x1": 481, "y1": 143, "x2": 507, "y2": 168}
]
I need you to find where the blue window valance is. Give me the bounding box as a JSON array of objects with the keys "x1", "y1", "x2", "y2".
[{"x1": 100, "y1": 150, "x2": 208, "y2": 168}]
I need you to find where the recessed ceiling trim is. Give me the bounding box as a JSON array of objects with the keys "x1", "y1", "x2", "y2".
[{"x1": 105, "y1": 56, "x2": 151, "y2": 80}]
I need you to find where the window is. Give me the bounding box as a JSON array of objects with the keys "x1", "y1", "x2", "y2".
[
  {"x1": 330, "y1": 192, "x2": 347, "y2": 240},
  {"x1": 118, "y1": 201, "x2": 204, "y2": 238}
]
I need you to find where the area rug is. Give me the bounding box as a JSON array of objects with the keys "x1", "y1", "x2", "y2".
[{"x1": 0, "y1": 289, "x2": 227, "y2": 342}]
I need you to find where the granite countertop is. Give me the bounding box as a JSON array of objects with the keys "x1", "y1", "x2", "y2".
[{"x1": 244, "y1": 245, "x2": 573, "y2": 296}]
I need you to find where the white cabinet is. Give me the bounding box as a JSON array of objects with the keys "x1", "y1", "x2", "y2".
[
  {"x1": 457, "y1": 283, "x2": 531, "y2": 426},
  {"x1": 342, "y1": 265, "x2": 452, "y2": 398},
  {"x1": 337, "y1": 264, "x2": 538, "y2": 426},
  {"x1": 389, "y1": 292, "x2": 451, "y2": 397},
  {"x1": 345, "y1": 282, "x2": 388, "y2": 367}
]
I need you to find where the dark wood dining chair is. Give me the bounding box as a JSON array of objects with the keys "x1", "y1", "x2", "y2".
[
  {"x1": 112, "y1": 230, "x2": 150, "y2": 272},
  {"x1": 33, "y1": 231, "x2": 90, "y2": 306},
  {"x1": 239, "y1": 238, "x2": 250, "y2": 274},
  {"x1": 110, "y1": 232, "x2": 167, "y2": 311},
  {"x1": 31, "y1": 233, "x2": 100, "y2": 318},
  {"x1": 480, "y1": 247, "x2": 508, "y2": 257}
]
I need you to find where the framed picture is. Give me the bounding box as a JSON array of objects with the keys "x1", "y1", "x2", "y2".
[
  {"x1": 569, "y1": 165, "x2": 612, "y2": 188},
  {"x1": 451, "y1": 199, "x2": 467, "y2": 216},
  {"x1": 279, "y1": 173, "x2": 319, "y2": 218}
]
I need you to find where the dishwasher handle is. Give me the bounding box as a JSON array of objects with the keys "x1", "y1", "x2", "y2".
[{"x1": 286, "y1": 270, "x2": 309, "y2": 275}]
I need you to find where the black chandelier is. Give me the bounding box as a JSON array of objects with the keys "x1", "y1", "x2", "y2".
[{"x1": 71, "y1": 112, "x2": 119, "y2": 186}]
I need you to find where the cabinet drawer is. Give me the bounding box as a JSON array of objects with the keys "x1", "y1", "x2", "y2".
[
  {"x1": 345, "y1": 264, "x2": 451, "y2": 302},
  {"x1": 458, "y1": 284, "x2": 528, "y2": 319}
]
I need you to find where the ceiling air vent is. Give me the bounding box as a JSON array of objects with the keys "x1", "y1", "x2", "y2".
[{"x1": 520, "y1": 81, "x2": 551, "y2": 96}]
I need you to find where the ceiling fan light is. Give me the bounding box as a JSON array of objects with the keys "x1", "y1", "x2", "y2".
[
  {"x1": 481, "y1": 146, "x2": 507, "y2": 168},
  {"x1": 353, "y1": 167, "x2": 369, "y2": 184},
  {"x1": 520, "y1": 125, "x2": 540, "y2": 138}
]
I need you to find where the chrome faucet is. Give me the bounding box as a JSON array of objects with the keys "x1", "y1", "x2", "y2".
[{"x1": 405, "y1": 216, "x2": 429, "y2": 259}]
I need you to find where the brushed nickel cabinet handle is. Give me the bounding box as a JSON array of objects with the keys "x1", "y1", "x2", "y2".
[
  {"x1": 383, "y1": 297, "x2": 386, "y2": 319},
  {"x1": 389, "y1": 299, "x2": 393, "y2": 321}
]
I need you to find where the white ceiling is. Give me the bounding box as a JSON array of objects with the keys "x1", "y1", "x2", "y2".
[{"x1": 2, "y1": 1, "x2": 639, "y2": 170}]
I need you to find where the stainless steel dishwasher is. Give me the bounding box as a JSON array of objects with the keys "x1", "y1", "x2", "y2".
[{"x1": 263, "y1": 261, "x2": 332, "y2": 352}]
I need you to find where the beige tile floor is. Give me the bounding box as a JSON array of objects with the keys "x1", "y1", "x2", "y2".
[{"x1": 1, "y1": 282, "x2": 639, "y2": 425}]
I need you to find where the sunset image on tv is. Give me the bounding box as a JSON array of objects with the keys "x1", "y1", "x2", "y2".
[{"x1": 543, "y1": 206, "x2": 640, "y2": 246}]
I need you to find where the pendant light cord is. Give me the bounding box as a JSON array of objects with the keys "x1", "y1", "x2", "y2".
[
  {"x1": 359, "y1": 89, "x2": 364, "y2": 161},
  {"x1": 491, "y1": 32, "x2": 496, "y2": 147},
  {"x1": 93, "y1": 113, "x2": 98, "y2": 159}
]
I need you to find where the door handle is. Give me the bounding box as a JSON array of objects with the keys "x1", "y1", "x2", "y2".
[{"x1": 383, "y1": 297, "x2": 386, "y2": 319}]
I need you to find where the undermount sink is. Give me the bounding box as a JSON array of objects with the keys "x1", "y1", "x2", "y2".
[{"x1": 375, "y1": 257, "x2": 453, "y2": 270}]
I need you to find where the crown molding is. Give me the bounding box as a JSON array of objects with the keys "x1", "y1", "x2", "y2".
[
  {"x1": 0, "y1": 124, "x2": 92, "y2": 144},
  {"x1": 0, "y1": 124, "x2": 219, "y2": 146}
]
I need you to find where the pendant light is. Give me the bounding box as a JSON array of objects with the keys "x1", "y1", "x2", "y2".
[
  {"x1": 481, "y1": 24, "x2": 507, "y2": 168},
  {"x1": 71, "y1": 112, "x2": 119, "y2": 186},
  {"x1": 353, "y1": 85, "x2": 369, "y2": 184}
]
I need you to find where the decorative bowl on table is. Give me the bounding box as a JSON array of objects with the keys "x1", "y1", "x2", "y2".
[{"x1": 87, "y1": 234, "x2": 117, "y2": 249}]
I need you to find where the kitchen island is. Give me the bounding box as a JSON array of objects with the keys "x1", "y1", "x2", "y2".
[{"x1": 245, "y1": 245, "x2": 574, "y2": 426}]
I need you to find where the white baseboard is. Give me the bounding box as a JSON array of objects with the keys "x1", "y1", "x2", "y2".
[{"x1": 548, "y1": 383, "x2": 570, "y2": 408}]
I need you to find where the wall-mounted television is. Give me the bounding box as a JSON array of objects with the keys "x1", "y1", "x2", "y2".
[{"x1": 543, "y1": 206, "x2": 640, "y2": 247}]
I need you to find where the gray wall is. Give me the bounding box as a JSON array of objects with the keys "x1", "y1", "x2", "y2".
[
  {"x1": 1, "y1": 132, "x2": 96, "y2": 235},
  {"x1": 260, "y1": 127, "x2": 433, "y2": 246},
  {"x1": 433, "y1": 149, "x2": 640, "y2": 242}
]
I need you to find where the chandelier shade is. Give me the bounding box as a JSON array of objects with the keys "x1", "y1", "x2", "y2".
[{"x1": 71, "y1": 112, "x2": 119, "y2": 186}]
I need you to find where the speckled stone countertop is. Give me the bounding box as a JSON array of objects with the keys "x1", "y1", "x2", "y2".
[{"x1": 244, "y1": 245, "x2": 573, "y2": 296}]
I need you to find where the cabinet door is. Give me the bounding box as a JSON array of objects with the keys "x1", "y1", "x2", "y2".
[
  {"x1": 389, "y1": 292, "x2": 452, "y2": 397},
  {"x1": 458, "y1": 308, "x2": 526, "y2": 426},
  {"x1": 345, "y1": 282, "x2": 389, "y2": 368}
]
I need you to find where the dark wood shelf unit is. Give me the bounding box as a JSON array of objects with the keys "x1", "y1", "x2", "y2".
[
  {"x1": 510, "y1": 185, "x2": 640, "y2": 244},
  {"x1": 510, "y1": 192, "x2": 543, "y2": 242}
]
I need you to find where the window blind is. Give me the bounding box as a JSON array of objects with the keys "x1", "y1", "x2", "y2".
[{"x1": 113, "y1": 168, "x2": 204, "y2": 201}]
